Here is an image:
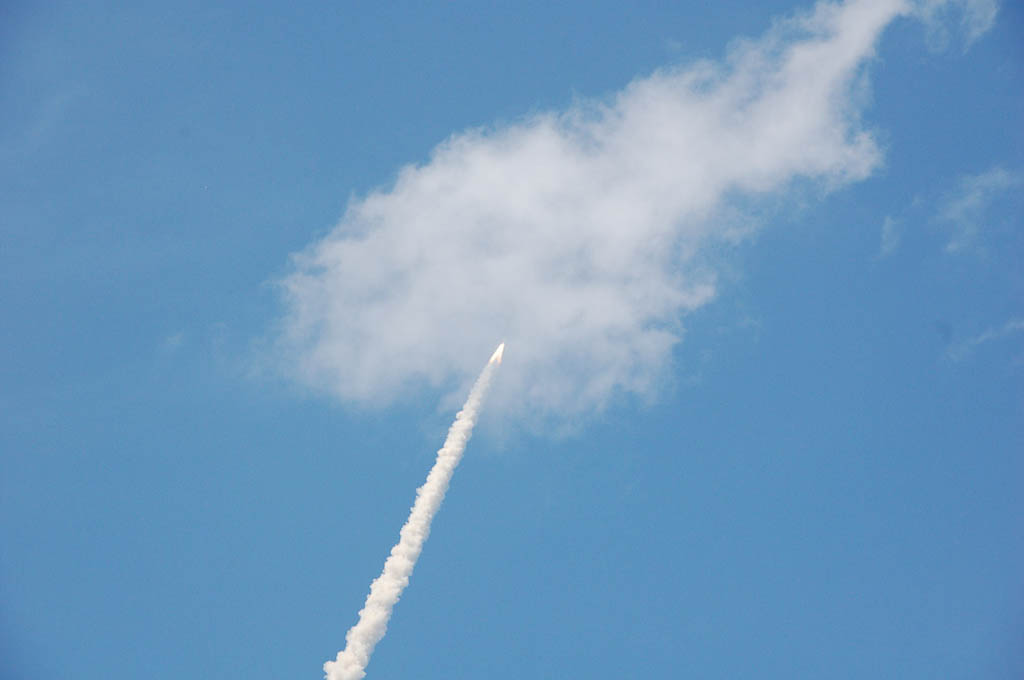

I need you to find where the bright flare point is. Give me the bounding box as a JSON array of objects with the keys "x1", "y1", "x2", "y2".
[{"x1": 490, "y1": 342, "x2": 505, "y2": 364}]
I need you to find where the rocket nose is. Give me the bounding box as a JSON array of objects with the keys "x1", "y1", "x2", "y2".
[{"x1": 490, "y1": 342, "x2": 505, "y2": 364}]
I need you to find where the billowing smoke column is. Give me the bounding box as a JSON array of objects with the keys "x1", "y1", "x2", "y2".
[{"x1": 324, "y1": 343, "x2": 505, "y2": 680}]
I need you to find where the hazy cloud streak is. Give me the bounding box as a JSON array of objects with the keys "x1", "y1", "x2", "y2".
[{"x1": 946, "y1": 318, "x2": 1024, "y2": 360}]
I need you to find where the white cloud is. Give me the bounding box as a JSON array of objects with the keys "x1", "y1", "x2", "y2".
[
  {"x1": 939, "y1": 166, "x2": 1021, "y2": 253},
  {"x1": 275, "y1": 0, "x2": 911, "y2": 424}
]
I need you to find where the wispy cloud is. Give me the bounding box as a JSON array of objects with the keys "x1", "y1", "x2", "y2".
[
  {"x1": 1, "y1": 85, "x2": 86, "y2": 160},
  {"x1": 878, "y1": 215, "x2": 902, "y2": 257},
  {"x1": 946, "y1": 318, "x2": 1024, "y2": 361},
  {"x1": 913, "y1": 0, "x2": 1000, "y2": 50},
  {"x1": 938, "y1": 166, "x2": 1021, "y2": 253},
  {"x1": 159, "y1": 331, "x2": 186, "y2": 354},
  {"x1": 274, "y1": 0, "x2": 994, "y2": 425}
]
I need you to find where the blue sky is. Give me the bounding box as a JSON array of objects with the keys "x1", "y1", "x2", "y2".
[{"x1": 2, "y1": 1, "x2": 1022, "y2": 678}]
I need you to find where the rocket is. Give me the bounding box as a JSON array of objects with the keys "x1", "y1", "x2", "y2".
[{"x1": 489, "y1": 342, "x2": 505, "y2": 364}]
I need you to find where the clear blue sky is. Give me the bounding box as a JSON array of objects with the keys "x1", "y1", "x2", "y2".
[{"x1": 2, "y1": 1, "x2": 1022, "y2": 678}]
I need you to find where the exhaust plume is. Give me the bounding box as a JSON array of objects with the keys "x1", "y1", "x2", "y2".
[{"x1": 324, "y1": 344, "x2": 504, "y2": 680}]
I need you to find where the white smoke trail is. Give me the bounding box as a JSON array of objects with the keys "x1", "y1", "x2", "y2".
[{"x1": 324, "y1": 343, "x2": 505, "y2": 680}]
